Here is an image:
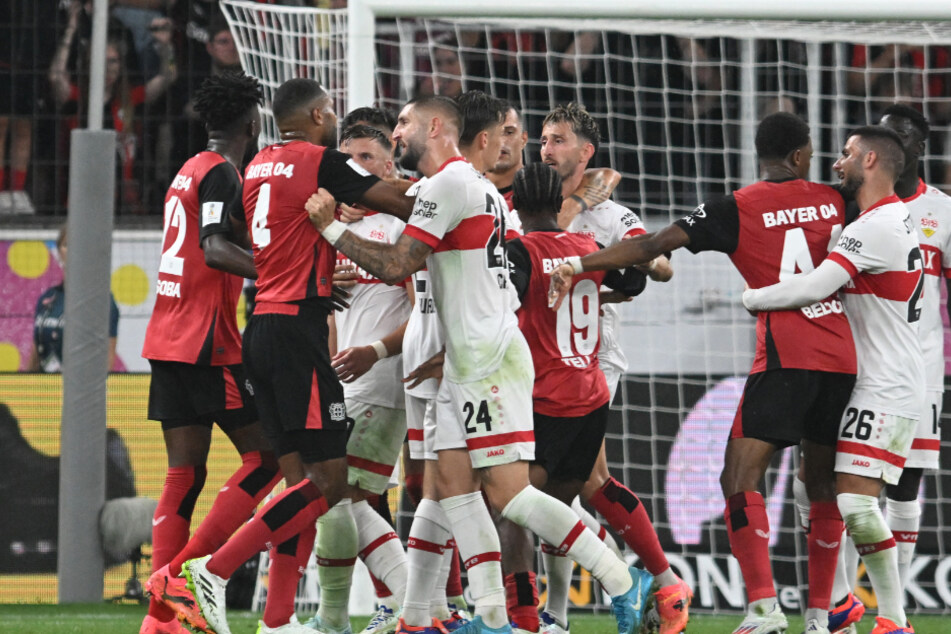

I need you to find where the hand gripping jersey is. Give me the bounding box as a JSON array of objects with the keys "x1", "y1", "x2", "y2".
[
  {"x1": 335, "y1": 212, "x2": 411, "y2": 408},
  {"x1": 676, "y1": 179, "x2": 856, "y2": 375},
  {"x1": 903, "y1": 179, "x2": 951, "y2": 391},
  {"x1": 401, "y1": 158, "x2": 519, "y2": 383},
  {"x1": 241, "y1": 141, "x2": 378, "y2": 306},
  {"x1": 827, "y1": 196, "x2": 925, "y2": 418},
  {"x1": 143, "y1": 151, "x2": 245, "y2": 366},
  {"x1": 513, "y1": 231, "x2": 610, "y2": 417},
  {"x1": 567, "y1": 200, "x2": 646, "y2": 374}
]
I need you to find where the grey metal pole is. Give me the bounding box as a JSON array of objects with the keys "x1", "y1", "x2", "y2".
[{"x1": 57, "y1": 0, "x2": 115, "y2": 603}]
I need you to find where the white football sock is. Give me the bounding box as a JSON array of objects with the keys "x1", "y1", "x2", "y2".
[
  {"x1": 541, "y1": 546, "x2": 572, "y2": 627},
  {"x1": 441, "y1": 492, "x2": 507, "y2": 629},
  {"x1": 502, "y1": 486, "x2": 631, "y2": 597},
  {"x1": 885, "y1": 497, "x2": 920, "y2": 598},
  {"x1": 431, "y1": 539, "x2": 453, "y2": 621},
  {"x1": 403, "y1": 499, "x2": 451, "y2": 626},
  {"x1": 353, "y1": 499, "x2": 408, "y2": 605},
  {"x1": 838, "y1": 493, "x2": 905, "y2": 626},
  {"x1": 316, "y1": 499, "x2": 358, "y2": 629}
]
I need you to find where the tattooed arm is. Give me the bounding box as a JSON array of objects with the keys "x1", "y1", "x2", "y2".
[
  {"x1": 306, "y1": 189, "x2": 432, "y2": 285},
  {"x1": 558, "y1": 167, "x2": 622, "y2": 229}
]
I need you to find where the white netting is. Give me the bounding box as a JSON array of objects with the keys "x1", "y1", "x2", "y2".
[{"x1": 221, "y1": 0, "x2": 951, "y2": 614}]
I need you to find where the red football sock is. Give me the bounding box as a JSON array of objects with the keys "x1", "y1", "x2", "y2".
[
  {"x1": 589, "y1": 477, "x2": 669, "y2": 575},
  {"x1": 370, "y1": 570, "x2": 392, "y2": 599},
  {"x1": 169, "y1": 451, "x2": 280, "y2": 576},
  {"x1": 807, "y1": 501, "x2": 843, "y2": 610},
  {"x1": 149, "y1": 465, "x2": 207, "y2": 620},
  {"x1": 446, "y1": 541, "x2": 463, "y2": 598},
  {"x1": 405, "y1": 473, "x2": 424, "y2": 508},
  {"x1": 11, "y1": 169, "x2": 26, "y2": 191},
  {"x1": 725, "y1": 491, "x2": 775, "y2": 603},
  {"x1": 262, "y1": 523, "x2": 317, "y2": 628},
  {"x1": 207, "y1": 479, "x2": 328, "y2": 579},
  {"x1": 505, "y1": 571, "x2": 539, "y2": 632}
]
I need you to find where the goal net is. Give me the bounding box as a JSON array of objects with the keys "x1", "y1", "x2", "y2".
[{"x1": 222, "y1": 0, "x2": 951, "y2": 615}]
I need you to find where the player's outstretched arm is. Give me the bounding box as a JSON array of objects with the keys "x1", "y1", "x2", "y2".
[
  {"x1": 548, "y1": 223, "x2": 688, "y2": 309},
  {"x1": 358, "y1": 180, "x2": 416, "y2": 221},
  {"x1": 558, "y1": 167, "x2": 622, "y2": 229},
  {"x1": 333, "y1": 321, "x2": 408, "y2": 383},
  {"x1": 307, "y1": 189, "x2": 431, "y2": 285},
  {"x1": 742, "y1": 259, "x2": 852, "y2": 312}
]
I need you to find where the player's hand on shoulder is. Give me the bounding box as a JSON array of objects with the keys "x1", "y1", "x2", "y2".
[
  {"x1": 402, "y1": 350, "x2": 445, "y2": 389},
  {"x1": 548, "y1": 263, "x2": 574, "y2": 310},
  {"x1": 306, "y1": 188, "x2": 338, "y2": 231},
  {"x1": 332, "y1": 346, "x2": 378, "y2": 382}
]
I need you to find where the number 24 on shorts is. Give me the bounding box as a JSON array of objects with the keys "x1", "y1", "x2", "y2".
[{"x1": 463, "y1": 400, "x2": 493, "y2": 434}]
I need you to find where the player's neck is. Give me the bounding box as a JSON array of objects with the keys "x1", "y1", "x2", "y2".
[
  {"x1": 856, "y1": 178, "x2": 896, "y2": 211},
  {"x1": 560, "y1": 169, "x2": 584, "y2": 199},
  {"x1": 520, "y1": 216, "x2": 559, "y2": 233},
  {"x1": 759, "y1": 162, "x2": 800, "y2": 181},
  {"x1": 894, "y1": 168, "x2": 920, "y2": 199},
  {"x1": 206, "y1": 137, "x2": 246, "y2": 169},
  {"x1": 419, "y1": 139, "x2": 463, "y2": 178}
]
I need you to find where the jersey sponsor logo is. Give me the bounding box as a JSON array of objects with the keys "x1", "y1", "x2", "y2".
[
  {"x1": 155, "y1": 279, "x2": 181, "y2": 298},
  {"x1": 171, "y1": 174, "x2": 193, "y2": 191},
  {"x1": 620, "y1": 212, "x2": 638, "y2": 228},
  {"x1": 412, "y1": 198, "x2": 439, "y2": 219},
  {"x1": 201, "y1": 201, "x2": 223, "y2": 227},
  {"x1": 762, "y1": 204, "x2": 838, "y2": 228},
  {"x1": 800, "y1": 299, "x2": 844, "y2": 319},
  {"x1": 920, "y1": 216, "x2": 938, "y2": 237},
  {"x1": 245, "y1": 161, "x2": 295, "y2": 180},
  {"x1": 329, "y1": 402, "x2": 347, "y2": 422},
  {"x1": 836, "y1": 235, "x2": 863, "y2": 254}
]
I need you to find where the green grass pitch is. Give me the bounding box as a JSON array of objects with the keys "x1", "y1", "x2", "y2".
[{"x1": 0, "y1": 605, "x2": 950, "y2": 634}]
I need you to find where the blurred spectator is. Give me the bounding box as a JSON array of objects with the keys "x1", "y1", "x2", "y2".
[
  {"x1": 112, "y1": 0, "x2": 170, "y2": 80},
  {"x1": 27, "y1": 225, "x2": 120, "y2": 373},
  {"x1": 169, "y1": 14, "x2": 242, "y2": 168},
  {"x1": 48, "y1": 0, "x2": 176, "y2": 214},
  {"x1": 416, "y1": 34, "x2": 465, "y2": 98}
]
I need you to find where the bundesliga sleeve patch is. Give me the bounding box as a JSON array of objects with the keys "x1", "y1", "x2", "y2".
[
  {"x1": 346, "y1": 158, "x2": 372, "y2": 177},
  {"x1": 202, "y1": 201, "x2": 224, "y2": 227}
]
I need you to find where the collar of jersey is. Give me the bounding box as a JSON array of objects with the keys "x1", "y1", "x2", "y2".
[
  {"x1": 436, "y1": 156, "x2": 468, "y2": 173},
  {"x1": 900, "y1": 178, "x2": 928, "y2": 204},
  {"x1": 861, "y1": 193, "x2": 901, "y2": 216}
]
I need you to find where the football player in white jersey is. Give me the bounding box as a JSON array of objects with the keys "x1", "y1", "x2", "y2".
[
  {"x1": 532, "y1": 103, "x2": 686, "y2": 634},
  {"x1": 312, "y1": 124, "x2": 413, "y2": 634},
  {"x1": 879, "y1": 104, "x2": 951, "y2": 594},
  {"x1": 306, "y1": 95, "x2": 649, "y2": 634},
  {"x1": 743, "y1": 126, "x2": 925, "y2": 634}
]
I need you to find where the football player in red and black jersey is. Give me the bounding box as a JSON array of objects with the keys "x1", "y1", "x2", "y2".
[
  {"x1": 549, "y1": 112, "x2": 857, "y2": 634},
  {"x1": 142, "y1": 71, "x2": 282, "y2": 634},
  {"x1": 163, "y1": 78, "x2": 414, "y2": 634}
]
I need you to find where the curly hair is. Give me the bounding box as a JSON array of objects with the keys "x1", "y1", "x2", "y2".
[
  {"x1": 513, "y1": 163, "x2": 563, "y2": 219},
  {"x1": 542, "y1": 103, "x2": 600, "y2": 153},
  {"x1": 193, "y1": 71, "x2": 264, "y2": 132}
]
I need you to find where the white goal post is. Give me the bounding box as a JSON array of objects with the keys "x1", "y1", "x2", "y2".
[{"x1": 221, "y1": 0, "x2": 951, "y2": 615}]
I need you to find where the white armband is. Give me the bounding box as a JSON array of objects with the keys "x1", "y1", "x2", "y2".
[
  {"x1": 320, "y1": 219, "x2": 348, "y2": 246},
  {"x1": 566, "y1": 255, "x2": 584, "y2": 275},
  {"x1": 371, "y1": 340, "x2": 389, "y2": 360}
]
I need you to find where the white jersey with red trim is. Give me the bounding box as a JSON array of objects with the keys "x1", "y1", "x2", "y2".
[
  {"x1": 567, "y1": 200, "x2": 647, "y2": 374},
  {"x1": 335, "y1": 212, "x2": 411, "y2": 408},
  {"x1": 827, "y1": 196, "x2": 925, "y2": 418},
  {"x1": 402, "y1": 158, "x2": 520, "y2": 383},
  {"x1": 904, "y1": 179, "x2": 951, "y2": 391}
]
